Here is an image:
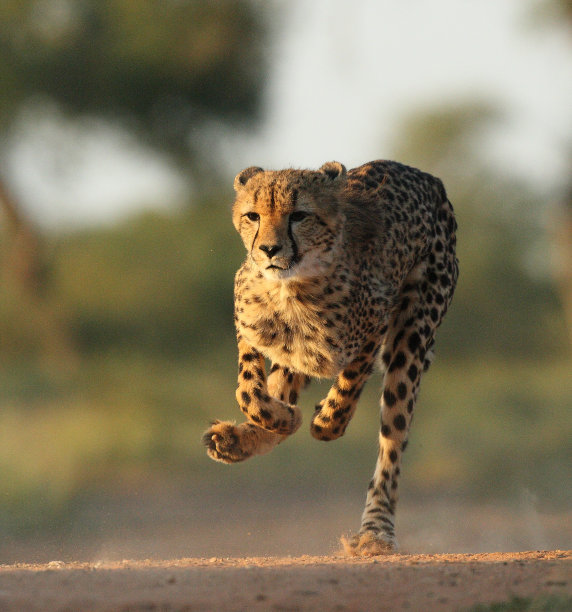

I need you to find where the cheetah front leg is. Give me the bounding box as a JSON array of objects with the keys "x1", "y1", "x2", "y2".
[
  {"x1": 232, "y1": 338, "x2": 303, "y2": 434},
  {"x1": 310, "y1": 339, "x2": 381, "y2": 441},
  {"x1": 203, "y1": 343, "x2": 306, "y2": 463}
]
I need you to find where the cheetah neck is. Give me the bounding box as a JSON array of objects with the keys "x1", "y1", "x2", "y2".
[{"x1": 263, "y1": 267, "x2": 347, "y2": 308}]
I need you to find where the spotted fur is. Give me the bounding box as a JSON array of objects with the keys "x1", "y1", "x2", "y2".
[{"x1": 203, "y1": 159, "x2": 458, "y2": 555}]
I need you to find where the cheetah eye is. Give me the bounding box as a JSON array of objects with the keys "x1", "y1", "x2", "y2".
[
  {"x1": 244, "y1": 212, "x2": 260, "y2": 222},
  {"x1": 290, "y1": 211, "x2": 310, "y2": 223}
]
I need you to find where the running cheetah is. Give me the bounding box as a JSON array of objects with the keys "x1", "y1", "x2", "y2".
[{"x1": 203, "y1": 159, "x2": 458, "y2": 555}]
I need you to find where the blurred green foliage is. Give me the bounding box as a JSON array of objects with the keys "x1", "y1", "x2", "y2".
[
  {"x1": 0, "y1": 199, "x2": 243, "y2": 532},
  {"x1": 56, "y1": 203, "x2": 241, "y2": 358}
]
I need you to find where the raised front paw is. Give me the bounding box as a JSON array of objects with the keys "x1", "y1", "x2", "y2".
[
  {"x1": 340, "y1": 532, "x2": 397, "y2": 557},
  {"x1": 202, "y1": 420, "x2": 254, "y2": 464}
]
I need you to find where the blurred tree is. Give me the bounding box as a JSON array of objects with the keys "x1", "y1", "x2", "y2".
[
  {"x1": 0, "y1": 180, "x2": 76, "y2": 367},
  {"x1": 0, "y1": 0, "x2": 267, "y2": 172},
  {"x1": 0, "y1": 0, "x2": 268, "y2": 363},
  {"x1": 0, "y1": 181, "x2": 43, "y2": 297}
]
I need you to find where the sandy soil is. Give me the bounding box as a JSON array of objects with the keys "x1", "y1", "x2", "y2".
[{"x1": 0, "y1": 550, "x2": 569, "y2": 612}]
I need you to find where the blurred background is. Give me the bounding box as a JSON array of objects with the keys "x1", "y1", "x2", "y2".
[{"x1": 0, "y1": 0, "x2": 571, "y2": 563}]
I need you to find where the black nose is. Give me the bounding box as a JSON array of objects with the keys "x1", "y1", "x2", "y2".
[{"x1": 259, "y1": 244, "x2": 282, "y2": 258}]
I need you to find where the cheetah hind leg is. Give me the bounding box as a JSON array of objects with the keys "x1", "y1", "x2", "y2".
[{"x1": 202, "y1": 420, "x2": 285, "y2": 464}]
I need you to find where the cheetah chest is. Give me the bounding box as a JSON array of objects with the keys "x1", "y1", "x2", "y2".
[{"x1": 234, "y1": 276, "x2": 355, "y2": 378}]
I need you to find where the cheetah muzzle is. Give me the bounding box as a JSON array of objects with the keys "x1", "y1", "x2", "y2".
[{"x1": 202, "y1": 159, "x2": 458, "y2": 556}]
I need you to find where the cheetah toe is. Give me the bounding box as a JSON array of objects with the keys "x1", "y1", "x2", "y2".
[{"x1": 340, "y1": 532, "x2": 397, "y2": 557}]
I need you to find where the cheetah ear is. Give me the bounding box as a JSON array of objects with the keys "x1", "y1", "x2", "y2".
[
  {"x1": 319, "y1": 161, "x2": 346, "y2": 181},
  {"x1": 234, "y1": 166, "x2": 264, "y2": 191}
]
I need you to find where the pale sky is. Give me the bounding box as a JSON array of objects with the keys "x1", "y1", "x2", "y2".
[{"x1": 7, "y1": 0, "x2": 572, "y2": 229}]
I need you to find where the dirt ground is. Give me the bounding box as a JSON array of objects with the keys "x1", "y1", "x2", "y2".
[
  {"x1": 1, "y1": 479, "x2": 571, "y2": 610},
  {"x1": 0, "y1": 550, "x2": 569, "y2": 612}
]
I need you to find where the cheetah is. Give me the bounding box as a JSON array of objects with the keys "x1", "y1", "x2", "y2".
[{"x1": 202, "y1": 159, "x2": 458, "y2": 555}]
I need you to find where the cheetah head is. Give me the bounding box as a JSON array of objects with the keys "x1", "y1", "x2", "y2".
[{"x1": 232, "y1": 162, "x2": 347, "y2": 281}]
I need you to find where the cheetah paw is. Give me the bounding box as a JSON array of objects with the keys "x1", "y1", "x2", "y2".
[
  {"x1": 310, "y1": 401, "x2": 346, "y2": 441},
  {"x1": 202, "y1": 420, "x2": 253, "y2": 464},
  {"x1": 340, "y1": 532, "x2": 397, "y2": 557}
]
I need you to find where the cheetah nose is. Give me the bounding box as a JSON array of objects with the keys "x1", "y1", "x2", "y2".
[{"x1": 259, "y1": 244, "x2": 282, "y2": 258}]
